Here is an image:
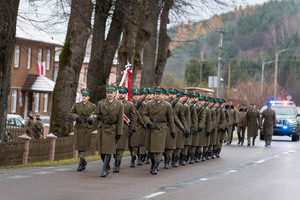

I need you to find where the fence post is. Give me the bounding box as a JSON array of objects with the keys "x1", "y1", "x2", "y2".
[
  {"x1": 69, "y1": 132, "x2": 78, "y2": 158},
  {"x1": 18, "y1": 134, "x2": 32, "y2": 164},
  {"x1": 46, "y1": 133, "x2": 57, "y2": 161}
]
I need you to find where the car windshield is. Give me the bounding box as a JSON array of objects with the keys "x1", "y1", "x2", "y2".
[
  {"x1": 40, "y1": 117, "x2": 50, "y2": 124},
  {"x1": 271, "y1": 106, "x2": 296, "y2": 115}
]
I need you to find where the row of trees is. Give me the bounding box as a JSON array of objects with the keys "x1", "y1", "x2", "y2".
[{"x1": 0, "y1": 0, "x2": 231, "y2": 140}]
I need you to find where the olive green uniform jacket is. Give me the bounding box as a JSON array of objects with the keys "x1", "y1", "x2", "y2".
[
  {"x1": 194, "y1": 104, "x2": 206, "y2": 147},
  {"x1": 25, "y1": 117, "x2": 35, "y2": 138},
  {"x1": 216, "y1": 108, "x2": 226, "y2": 145},
  {"x1": 34, "y1": 119, "x2": 43, "y2": 139},
  {"x1": 261, "y1": 109, "x2": 276, "y2": 136},
  {"x1": 189, "y1": 102, "x2": 198, "y2": 146},
  {"x1": 130, "y1": 101, "x2": 147, "y2": 147},
  {"x1": 202, "y1": 108, "x2": 212, "y2": 147},
  {"x1": 210, "y1": 108, "x2": 217, "y2": 145},
  {"x1": 143, "y1": 99, "x2": 175, "y2": 153},
  {"x1": 174, "y1": 102, "x2": 187, "y2": 149},
  {"x1": 95, "y1": 99, "x2": 124, "y2": 154},
  {"x1": 183, "y1": 103, "x2": 191, "y2": 146},
  {"x1": 227, "y1": 107, "x2": 238, "y2": 125},
  {"x1": 246, "y1": 109, "x2": 260, "y2": 137},
  {"x1": 69, "y1": 101, "x2": 96, "y2": 151},
  {"x1": 117, "y1": 99, "x2": 137, "y2": 150}
]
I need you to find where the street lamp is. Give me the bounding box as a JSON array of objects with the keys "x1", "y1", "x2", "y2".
[
  {"x1": 261, "y1": 60, "x2": 275, "y2": 96},
  {"x1": 274, "y1": 48, "x2": 289, "y2": 99}
]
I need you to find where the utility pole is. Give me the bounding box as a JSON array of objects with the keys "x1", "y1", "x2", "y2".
[
  {"x1": 199, "y1": 51, "x2": 206, "y2": 84},
  {"x1": 274, "y1": 48, "x2": 288, "y2": 99},
  {"x1": 227, "y1": 63, "x2": 231, "y2": 99},
  {"x1": 217, "y1": 28, "x2": 225, "y2": 98},
  {"x1": 261, "y1": 60, "x2": 275, "y2": 96}
]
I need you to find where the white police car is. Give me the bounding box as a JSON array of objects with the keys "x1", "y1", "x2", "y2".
[{"x1": 260, "y1": 101, "x2": 300, "y2": 141}]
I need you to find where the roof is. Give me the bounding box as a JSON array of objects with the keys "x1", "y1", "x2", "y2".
[
  {"x1": 16, "y1": 17, "x2": 63, "y2": 47},
  {"x1": 22, "y1": 74, "x2": 55, "y2": 93}
]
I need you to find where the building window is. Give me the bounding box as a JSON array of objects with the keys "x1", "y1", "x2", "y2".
[
  {"x1": 43, "y1": 93, "x2": 48, "y2": 113},
  {"x1": 38, "y1": 48, "x2": 42, "y2": 64},
  {"x1": 27, "y1": 48, "x2": 31, "y2": 69},
  {"x1": 11, "y1": 90, "x2": 17, "y2": 113},
  {"x1": 46, "y1": 49, "x2": 51, "y2": 70},
  {"x1": 53, "y1": 67, "x2": 59, "y2": 81},
  {"x1": 34, "y1": 93, "x2": 40, "y2": 113},
  {"x1": 14, "y1": 45, "x2": 20, "y2": 68},
  {"x1": 84, "y1": 68, "x2": 88, "y2": 83}
]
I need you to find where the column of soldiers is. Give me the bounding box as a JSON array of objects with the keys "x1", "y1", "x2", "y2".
[
  {"x1": 69, "y1": 86, "x2": 271, "y2": 177},
  {"x1": 25, "y1": 111, "x2": 44, "y2": 139}
]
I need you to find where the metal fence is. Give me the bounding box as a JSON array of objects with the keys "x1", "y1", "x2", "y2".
[{"x1": 5, "y1": 126, "x2": 26, "y2": 142}]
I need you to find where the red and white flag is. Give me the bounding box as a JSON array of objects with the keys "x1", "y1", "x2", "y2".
[
  {"x1": 36, "y1": 61, "x2": 46, "y2": 77},
  {"x1": 120, "y1": 63, "x2": 132, "y2": 101}
]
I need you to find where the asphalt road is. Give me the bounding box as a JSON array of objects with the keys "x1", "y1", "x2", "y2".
[{"x1": 1, "y1": 136, "x2": 300, "y2": 200}]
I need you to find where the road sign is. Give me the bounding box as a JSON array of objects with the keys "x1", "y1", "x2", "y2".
[{"x1": 208, "y1": 76, "x2": 217, "y2": 88}]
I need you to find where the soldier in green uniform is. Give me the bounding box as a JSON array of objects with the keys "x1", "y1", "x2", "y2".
[
  {"x1": 25, "y1": 111, "x2": 35, "y2": 138},
  {"x1": 215, "y1": 99, "x2": 226, "y2": 158},
  {"x1": 202, "y1": 97, "x2": 212, "y2": 161},
  {"x1": 226, "y1": 99, "x2": 238, "y2": 144},
  {"x1": 147, "y1": 88, "x2": 155, "y2": 102},
  {"x1": 95, "y1": 86, "x2": 124, "y2": 177},
  {"x1": 168, "y1": 88, "x2": 188, "y2": 168},
  {"x1": 246, "y1": 103, "x2": 260, "y2": 146},
  {"x1": 189, "y1": 92, "x2": 199, "y2": 164},
  {"x1": 114, "y1": 86, "x2": 137, "y2": 172},
  {"x1": 179, "y1": 90, "x2": 191, "y2": 165},
  {"x1": 237, "y1": 104, "x2": 247, "y2": 145},
  {"x1": 141, "y1": 88, "x2": 149, "y2": 103},
  {"x1": 34, "y1": 114, "x2": 43, "y2": 139},
  {"x1": 142, "y1": 87, "x2": 175, "y2": 175},
  {"x1": 196, "y1": 96, "x2": 209, "y2": 162},
  {"x1": 69, "y1": 89, "x2": 96, "y2": 171},
  {"x1": 261, "y1": 103, "x2": 276, "y2": 146},
  {"x1": 207, "y1": 97, "x2": 217, "y2": 159}
]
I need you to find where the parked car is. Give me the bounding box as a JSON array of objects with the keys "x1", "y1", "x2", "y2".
[
  {"x1": 39, "y1": 115, "x2": 50, "y2": 127},
  {"x1": 6, "y1": 114, "x2": 24, "y2": 127}
]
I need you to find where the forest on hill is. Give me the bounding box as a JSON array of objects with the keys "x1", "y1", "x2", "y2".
[{"x1": 164, "y1": 0, "x2": 300, "y2": 105}]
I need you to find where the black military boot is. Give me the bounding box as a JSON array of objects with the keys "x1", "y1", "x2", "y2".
[
  {"x1": 211, "y1": 151, "x2": 216, "y2": 159},
  {"x1": 181, "y1": 155, "x2": 186, "y2": 166},
  {"x1": 137, "y1": 154, "x2": 143, "y2": 166},
  {"x1": 206, "y1": 152, "x2": 211, "y2": 160},
  {"x1": 101, "y1": 154, "x2": 111, "y2": 177},
  {"x1": 150, "y1": 158, "x2": 155, "y2": 174},
  {"x1": 145, "y1": 154, "x2": 150, "y2": 164},
  {"x1": 82, "y1": 158, "x2": 87, "y2": 170},
  {"x1": 77, "y1": 158, "x2": 84, "y2": 171},
  {"x1": 130, "y1": 156, "x2": 136, "y2": 168},
  {"x1": 216, "y1": 149, "x2": 221, "y2": 158},
  {"x1": 152, "y1": 161, "x2": 159, "y2": 175},
  {"x1": 201, "y1": 152, "x2": 206, "y2": 161},
  {"x1": 189, "y1": 154, "x2": 195, "y2": 164},
  {"x1": 195, "y1": 152, "x2": 200, "y2": 163},
  {"x1": 164, "y1": 156, "x2": 170, "y2": 169},
  {"x1": 113, "y1": 159, "x2": 121, "y2": 173},
  {"x1": 173, "y1": 155, "x2": 178, "y2": 168}
]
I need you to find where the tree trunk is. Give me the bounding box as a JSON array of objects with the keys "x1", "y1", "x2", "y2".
[
  {"x1": 50, "y1": 0, "x2": 93, "y2": 137},
  {"x1": 88, "y1": 0, "x2": 124, "y2": 103},
  {"x1": 140, "y1": 0, "x2": 161, "y2": 88},
  {"x1": 154, "y1": 0, "x2": 173, "y2": 86},
  {"x1": 0, "y1": 0, "x2": 20, "y2": 142}
]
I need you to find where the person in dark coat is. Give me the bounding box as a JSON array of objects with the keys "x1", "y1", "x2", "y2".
[
  {"x1": 69, "y1": 89, "x2": 96, "y2": 171},
  {"x1": 25, "y1": 111, "x2": 35, "y2": 138},
  {"x1": 261, "y1": 103, "x2": 276, "y2": 146},
  {"x1": 246, "y1": 104, "x2": 260, "y2": 146},
  {"x1": 237, "y1": 104, "x2": 247, "y2": 145},
  {"x1": 34, "y1": 114, "x2": 43, "y2": 139},
  {"x1": 94, "y1": 86, "x2": 124, "y2": 177}
]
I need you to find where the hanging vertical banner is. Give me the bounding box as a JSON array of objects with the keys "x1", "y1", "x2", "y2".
[
  {"x1": 36, "y1": 61, "x2": 46, "y2": 77},
  {"x1": 119, "y1": 62, "x2": 132, "y2": 101}
]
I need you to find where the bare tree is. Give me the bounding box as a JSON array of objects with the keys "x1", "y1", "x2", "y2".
[
  {"x1": 0, "y1": 0, "x2": 20, "y2": 142},
  {"x1": 50, "y1": 0, "x2": 93, "y2": 137}
]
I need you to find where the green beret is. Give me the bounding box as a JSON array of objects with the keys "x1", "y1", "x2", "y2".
[
  {"x1": 191, "y1": 92, "x2": 200, "y2": 97},
  {"x1": 132, "y1": 89, "x2": 141, "y2": 95},
  {"x1": 118, "y1": 86, "x2": 128, "y2": 93},
  {"x1": 148, "y1": 88, "x2": 155, "y2": 94},
  {"x1": 241, "y1": 104, "x2": 247, "y2": 107},
  {"x1": 169, "y1": 88, "x2": 178, "y2": 94},
  {"x1": 250, "y1": 103, "x2": 255, "y2": 106},
  {"x1": 183, "y1": 90, "x2": 190, "y2": 97},
  {"x1": 177, "y1": 91, "x2": 183, "y2": 97},
  {"x1": 199, "y1": 96, "x2": 205, "y2": 100},
  {"x1": 36, "y1": 113, "x2": 40, "y2": 117},
  {"x1": 219, "y1": 99, "x2": 225, "y2": 103},
  {"x1": 155, "y1": 86, "x2": 165, "y2": 94},
  {"x1": 29, "y1": 111, "x2": 35, "y2": 114},
  {"x1": 209, "y1": 98, "x2": 215, "y2": 102},
  {"x1": 141, "y1": 88, "x2": 149, "y2": 94},
  {"x1": 227, "y1": 99, "x2": 233, "y2": 103},
  {"x1": 106, "y1": 86, "x2": 116, "y2": 92},
  {"x1": 81, "y1": 88, "x2": 91, "y2": 96}
]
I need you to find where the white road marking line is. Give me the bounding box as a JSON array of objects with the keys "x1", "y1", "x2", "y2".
[
  {"x1": 7, "y1": 175, "x2": 29, "y2": 179},
  {"x1": 54, "y1": 168, "x2": 71, "y2": 171},
  {"x1": 288, "y1": 150, "x2": 295, "y2": 153},
  {"x1": 228, "y1": 169, "x2": 238, "y2": 173},
  {"x1": 33, "y1": 171, "x2": 53, "y2": 175},
  {"x1": 283, "y1": 152, "x2": 289, "y2": 155},
  {"x1": 255, "y1": 160, "x2": 265, "y2": 164},
  {"x1": 143, "y1": 192, "x2": 166, "y2": 199},
  {"x1": 199, "y1": 178, "x2": 208, "y2": 181}
]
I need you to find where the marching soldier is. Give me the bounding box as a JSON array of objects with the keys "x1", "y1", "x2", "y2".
[
  {"x1": 226, "y1": 99, "x2": 238, "y2": 145},
  {"x1": 261, "y1": 103, "x2": 276, "y2": 147},
  {"x1": 147, "y1": 88, "x2": 155, "y2": 102},
  {"x1": 202, "y1": 97, "x2": 212, "y2": 161},
  {"x1": 189, "y1": 92, "x2": 199, "y2": 164},
  {"x1": 246, "y1": 103, "x2": 260, "y2": 146},
  {"x1": 34, "y1": 114, "x2": 43, "y2": 139},
  {"x1": 237, "y1": 104, "x2": 247, "y2": 145},
  {"x1": 69, "y1": 89, "x2": 96, "y2": 171},
  {"x1": 207, "y1": 98, "x2": 217, "y2": 159},
  {"x1": 141, "y1": 88, "x2": 149, "y2": 103},
  {"x1": 215, "y1": 99, "x2": 226, "y2": 158},
  {"x1": 142, "y1": 86, "x2": 175, "y2": 175},
  {"x1": 25, "y1": 111, "x2": 35, "y2": 138},
  {"x1": 179, "y1": 90, "x2": 191, "y2": 165},
  {"x1": 95, "y1": 86, "x2": 124, "y2": 177},
  {"x1": 114, "y1": 86, "x2": 137, "y2": 172},
  {"x1": 130, "y1": 89, "x2": 147, "y2": 166}
]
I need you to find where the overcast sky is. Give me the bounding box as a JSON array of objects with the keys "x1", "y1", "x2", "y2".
[{"x1": 18, "y1": 0, "x2": 270, "y2": 43}]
